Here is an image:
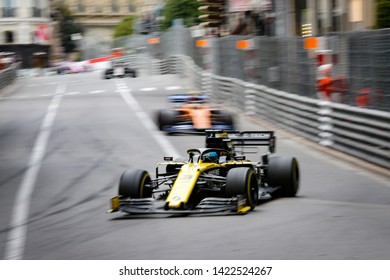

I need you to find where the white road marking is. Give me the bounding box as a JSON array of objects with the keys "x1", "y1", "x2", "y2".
[
  {"x1": 89, "y1": 90, "x2": 105, "y2": 94},
  {"x1": 4, "y1": 84, "x2": 66, "y2": 260},
  {"x1": 0, "y1": 96, "x2": 26, "y2": 100},
  {"x1": 139, "y1": 87, "x2": 157, "y2": 91},
  {"x1": 165, "y1": 86, "x2": 182, "y2": 90},
  {"x1": 115, "y1": 80, "x2": 180, "y2": 158},
  {"x1": 26, "y1": 82, "x2": 57, "y2": 87},
  {"x1": 1, "y1": 90, "x2": 106, "y2": 100}
]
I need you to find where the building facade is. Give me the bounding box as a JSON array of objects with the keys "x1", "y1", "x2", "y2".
[
  {"x1": 54, "y1": 0, "x2": 163, "y2": 59},
  {"x1": 228, "y1": 0, "x2": 377, "y2": 37},
  {"x1": 0, "y1": 0, "x2": 380, "y2": 68},
  {"x1": 0, "y1": 0, "x2": 52, "y2": 67},
  {"x1": 0, "y1": 0, "x2": 163, "y2": 67},
  {"x1": 274, "y1": 0, "x2": 377, "y2": 37}
]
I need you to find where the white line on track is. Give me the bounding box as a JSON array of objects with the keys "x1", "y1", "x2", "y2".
[
  {"x1": 115, "y1": 80, "x2": 180, "y2": 158},
  {"x1": 139, "y1": 87, "x2": 157, "y2": 92},
  {"x1": 165, "y1": 86, "x2": 182, "y2": 90},
  {"x1": 3, "y1": 84, "x2": 65, "y2": 260},
  {"x1": 89, "y1": 90, "x2": 105, "y2": 94}
]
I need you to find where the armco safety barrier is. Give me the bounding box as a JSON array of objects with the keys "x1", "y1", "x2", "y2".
[
  {"x1": 0, "y1": 63, "x2": 19, "y2": 92},
  {"x1": 148, "y1": 54, "x2": 389, "y2": 169}
]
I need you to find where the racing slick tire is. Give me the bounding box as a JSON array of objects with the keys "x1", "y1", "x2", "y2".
[
  {"x1": 104, "y1": 69, "x2": 113, "y2": 79},
  {"x1": 220, "y1": 111, "x2": 235, "y2": 127},
  {"x1": 118, "y1": 169, "x2": 152, "y2": 198},
  {"x1": 267, "y1": 156, "x2": 299, "y2": 197},
  {"x1": 212, "y1": 111, "x2": 235, "y2": 128},
  {"x1": 225, "y1": 167, "x2": 258, "y2": 210},
  {"x1": 125, "y1": 68, "x2": 137, "y2": 78},
  {"x1": 157, "y1": 110, "x2": 178, "y2": 131}
]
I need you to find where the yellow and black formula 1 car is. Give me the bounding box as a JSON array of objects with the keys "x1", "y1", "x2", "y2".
[{"x1": 108, "y1": 130, "x2": 299, "y2": 215}]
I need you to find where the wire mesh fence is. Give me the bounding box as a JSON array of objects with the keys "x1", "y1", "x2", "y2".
[
  {"x1": 330, "y1": 29, "x2": 390, "y2": 111},
  {"x1": 100, "y1": 27, "x2": 390, "y2": 112},
  {"x1": 0, "y1": 62, "x2": 19, "y2": 92}
]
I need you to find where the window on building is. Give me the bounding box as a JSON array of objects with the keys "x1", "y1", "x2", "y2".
[
  {"x1": 3, "y1": 0, "x2": 15, "y2": 17},
  {"x1": 32, "y1": 0, "x2": 42, "y2": 17},
  {"x1": 112, "y1": 0, "x2": 119, "y2": 13},
  {"x1": 349, "y1": 0, "x2": 363, "y2": 22},
  {"x1": 331, "y1": 0, "x2": 343, "y2": 32},
  {"x1": 295, "y1": 0, "x2": 307, "y2": 36},
  {"x1": 78, "y1": 0, "x2": 85, "y2": 12},
  {"x1": 5, "y1": 31, "x2": 14, "y2": 43},
  {"x1": 128, "y1": 0, "x2": 136, "y2": 13}
]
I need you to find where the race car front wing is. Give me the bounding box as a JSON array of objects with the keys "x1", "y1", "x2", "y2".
[
  {"x1": 108, "y1": 195, "x2": 251, "y2": 215},
  {"x1": 108, "y1": 186, "x2": 278, "y2": 215}
]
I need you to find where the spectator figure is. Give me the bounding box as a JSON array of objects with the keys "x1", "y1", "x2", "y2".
[
  {"x1": 316, "y1": 63, "x2": 348, "y2": 103},
  {"x1": 317, "y1": 64, "x2": 334, "y2": 101}
]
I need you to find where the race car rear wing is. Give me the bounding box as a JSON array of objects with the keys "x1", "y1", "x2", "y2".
[
  {"x1": 205, "y1": 130, "x2": 276, "y2": 153},
  {"x1": 168, "y1": 93, "x2": 210, "y2": 103}
]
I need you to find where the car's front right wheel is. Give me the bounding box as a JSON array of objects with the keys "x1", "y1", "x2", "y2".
[{"x1": 225, "y1": 167, "x2": 258, "y2": 210}]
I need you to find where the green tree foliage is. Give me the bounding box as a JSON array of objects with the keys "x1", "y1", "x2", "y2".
[
  {"x1": 162, "y1": 0, "x2": 200, "y2": 30},
  {"x1": 55, "y1": 4, "x2": 83, "y2": 53},
  {"x1": 376, "y1": 0, "x2": 390, "y2": 28},
  {"x1": 114, "y1": 16, "x2": 136, "y2": 38}
]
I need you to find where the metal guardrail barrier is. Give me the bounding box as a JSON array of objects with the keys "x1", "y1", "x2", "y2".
[
  {"x1": 115, "y1": 29, "x2": 390, "y2": 111},
  {"x1": 0, "y1": 63, "x2": 19, "y2": 92},
  {"x1": 160, "y1": 54, "x2": 390, "y2": 169}
]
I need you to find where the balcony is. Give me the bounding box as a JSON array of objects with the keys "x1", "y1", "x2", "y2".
[
  {"x1": 70, "y1": 4, "x2": 136, "y2": 15},
  {"x1": 32, "y1": 7, "x2": 42, "y2": 18},
  {"x1": 2, "y1": 7, "x2": 16, "y2": 17}
]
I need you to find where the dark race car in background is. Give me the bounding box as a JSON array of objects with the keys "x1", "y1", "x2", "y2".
[{"x1": 156, "y1": 93, "x2": 236, "y2": 134}]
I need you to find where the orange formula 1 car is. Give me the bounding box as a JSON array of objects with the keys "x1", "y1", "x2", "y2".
[{"x1": 156, "y1": 93, "x2": 235, "y2": 134}]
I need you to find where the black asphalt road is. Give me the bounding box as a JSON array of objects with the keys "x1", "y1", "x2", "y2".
[{"x1": 0, "y1": 71, "x2": 389, "y2": 260}]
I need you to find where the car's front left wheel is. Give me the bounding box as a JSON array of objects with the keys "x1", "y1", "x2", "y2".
[{"x1": 118, "y1": 169, "x2": 152, "y2": 198}]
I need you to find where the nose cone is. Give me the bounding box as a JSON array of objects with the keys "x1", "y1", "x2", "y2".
[{"x1": 167, "y1": 196, "x2": 183, "y2": 209}]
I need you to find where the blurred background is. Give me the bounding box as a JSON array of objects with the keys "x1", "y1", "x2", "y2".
[
  {"x1": 1, "y1": 0, "x2": 389, "y2": 110},
  {"x1": 0, "y1": 0, "x2": 389, "y2": 261}
]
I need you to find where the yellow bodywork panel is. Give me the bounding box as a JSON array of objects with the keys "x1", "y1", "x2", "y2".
[
  {"x1": 237, "y1": 206, "x2": 251, "y2": 214},
  {"x1": 108, "y1": 196, "x2": 120, "y2": 212},
  {"x1": 166, "y1": 164, "x2": 200, "y2": 209}
]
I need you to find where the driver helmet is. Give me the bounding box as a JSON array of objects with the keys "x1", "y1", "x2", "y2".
[{"x1": 203, "y1": 151, "x2": 219, "y2": 163}]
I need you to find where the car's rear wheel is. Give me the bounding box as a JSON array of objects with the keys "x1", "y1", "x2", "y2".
[
  {"x1": 267, "y1": 156, "x2": 299, "y2": 197},
  {"x1": 213, "y1": 111, "x2": 235, "y2": 128},
  {"x1": 118, "y1": 169, "x2": 152, "y2": 198},
  {"x1": 104, "y1": 69, "x2": 113, "y2": 79},
  {"x1": 221, "y1": 112, "x2": 235, "y2": 127},
  {"x1": 157, "y1": 110, "x2": 178, "y2": 130},
  {"x1": 125, "y1": 68, "x2": 137, "y2": 78},
  {"x1": 225, "y1": 167, "x2": 258, "y2": 210}
]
